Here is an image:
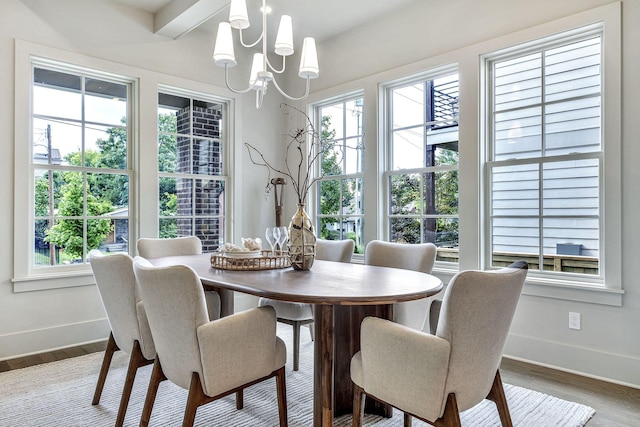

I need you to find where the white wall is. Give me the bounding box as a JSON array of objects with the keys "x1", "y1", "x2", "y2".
[{"x1": 311, "y1": 0, "x2": 640, "y2": 388}]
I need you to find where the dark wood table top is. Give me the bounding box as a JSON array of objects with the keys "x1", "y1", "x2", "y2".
[{"x1": 148, "y1": 253, "x2": 443, "y2": 305}]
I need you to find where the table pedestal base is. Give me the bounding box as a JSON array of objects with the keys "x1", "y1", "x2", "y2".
[{"x1": 313, "y1": 304, "x2": 393, "y2": 427}]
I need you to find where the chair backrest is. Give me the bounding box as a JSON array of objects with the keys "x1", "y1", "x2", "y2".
[
  {"x1": 137, "y1": 236, "x2": 202, "y2": 259},
  {"x1": 364, "y1": 240, "x2": 437, "y2": 274},
  {"x1": 133, "y1": 256, "x2": 209, "y2": 390},
  {"x1": 316, "y1": 239, "x2": 355, "y2": 263},
  {"x1": 436, "y1": 261, "x2": 528, "y2": 412},
  {"x1": 365, "y1": 240, "x2": 438, "y2": 330},
  {"x1": 88, "y1": 250, "x2": 155, "y2": 359}
]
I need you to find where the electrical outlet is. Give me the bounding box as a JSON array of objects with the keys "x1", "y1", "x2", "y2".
[{"x1": 569, "y1": 312, "x2": 581, "y2": 330}]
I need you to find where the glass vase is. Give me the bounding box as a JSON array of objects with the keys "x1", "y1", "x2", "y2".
[{"x1": 287, "y1": 203, "x2": 316, "y2": 270}]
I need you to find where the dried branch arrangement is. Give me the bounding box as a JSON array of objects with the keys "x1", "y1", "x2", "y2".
[{"x1": 245, "y1": 103, "x2": 328, "y2": 206}]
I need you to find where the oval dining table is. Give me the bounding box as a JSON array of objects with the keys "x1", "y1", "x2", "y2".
[{"x1": 148, "y1": 253, "x2": 443, "y2": 427}]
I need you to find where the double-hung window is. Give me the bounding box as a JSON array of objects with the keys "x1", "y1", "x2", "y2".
[
  {"x1": 314, "y1": 96, "x2": 365, "y2": 253},
  {"x1": 157, "y1": 89, "x2": 228, "y2": 252},
  {"x1": 385, "y1": 70, "x2": 460, "y2": 264},
  {"x1": 486, "y1": 30, "x2": 603, "y2": 278},
  {"x1": 31, "y1": 64, "x2": 132, "y2": 270}
]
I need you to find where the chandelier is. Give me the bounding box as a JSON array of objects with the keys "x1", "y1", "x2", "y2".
[{"x1": 213, "y1": 0, "x2": 319, "y2": 109}]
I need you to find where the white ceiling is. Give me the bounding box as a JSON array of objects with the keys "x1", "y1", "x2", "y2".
[{"x1": 114, "y1": 0, "x2": 419, "y2": 40}]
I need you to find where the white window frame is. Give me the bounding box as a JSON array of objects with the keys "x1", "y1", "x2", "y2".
[
  {"x1": 480, "y1": 5, "x2": 622, "y2": 305},
  {"x1": 381, "y1": 65, "x2": 460, "y2": 268},
  {"x1": 312, "y1": 92, "x2": 365, "y2": 256},
  {"x1": 13, "y1": 41, "x2": 138, "y2": 292},
  {"x1": 156, "y1": 85, "x2": 230, "y2": 247},
  {"x1": 30, "y1": 62, "x2": 134, "y2": 268}
]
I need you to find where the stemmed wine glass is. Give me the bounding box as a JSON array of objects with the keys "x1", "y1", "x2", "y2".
[
  {"x1": 272, "y1": 227, "x2": 282, "y2": 254},
  {"x1": 276, "y1": 226, "x2": 289, "y2": 255},
  {"x1": 265, "y1": 227, "x2": 276, "y2": 255}
]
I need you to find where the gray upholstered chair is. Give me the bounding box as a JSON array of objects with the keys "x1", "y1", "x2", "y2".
[
  {"x1": 88, "y1": 250, "x2": 156, "y2": 427},
  {"x1": 350, "y1": 261, "x2": 528, "y2": 427},
  {"x1": 259, "y1": 238, "x2": 355, "y2": 371},
  {"x1": 364, "y1": 240, "x2": 438, "y2": 331},
  {"x1": 133, "y1": 257, "x2": 288, "y2": 427},
  {"x1": 136, "y1": 236, "x2": 221, "y2": 320}
]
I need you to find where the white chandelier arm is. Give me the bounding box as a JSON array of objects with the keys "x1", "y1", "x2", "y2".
[
  {"x1": 214, "y1": 0, "x2": 317, "y2": 108},
  {"x1": 238, "y1": 28, "x2": 263, "y2": 49},
  {"x1": 266, "y1": 54, "x2": 286, "y2": 74},
  {"x1": 222, "y1": 64, "x2": 255, "y2": 94},
  {"x1": 256, "y1": 89, "x2": 265, "y2": 109},
  {"x1": 271, "y1": 76, "x2": 311, "y2": 101}
]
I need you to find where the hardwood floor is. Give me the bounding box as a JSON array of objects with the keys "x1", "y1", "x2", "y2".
[
  {"x1": 0, "y1": 340, "x2": 106, "y2": 373},
  {"x1": 1, "y1": 340, "x2": 638, "y2": 425},
  {"x1": 499, "y1": 358, "x2": 640, "y2": 426}
]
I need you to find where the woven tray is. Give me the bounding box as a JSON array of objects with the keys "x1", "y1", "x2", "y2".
[{"x1": 210, "y1": 251, "x2": 291, "y2": 270}]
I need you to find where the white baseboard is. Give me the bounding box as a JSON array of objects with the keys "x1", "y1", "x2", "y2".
[
  {"x1": 505, "y1": 333, "x2": 640, "y2": 389},
  {"x1": 0, "y1": 318, "x2": 110, "y2": 361},
  {"x1": 0, "y1": 294, "x2": 261, "y2": 362}
]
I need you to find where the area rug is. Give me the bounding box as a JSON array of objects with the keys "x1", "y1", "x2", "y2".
[{"x1": 0, "y1": 326, "x2": 595, "y2": 426}]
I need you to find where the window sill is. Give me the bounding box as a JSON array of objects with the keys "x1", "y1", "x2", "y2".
[
  {"x1": 12, "y1": 272, "x2": 96, "y2": 293},
  {"x1": 522, "y1": 278, "x2": 623, "y2": 306},
  {"x1": 432, "y1": 267, "x2": 623, "y2": 307}
]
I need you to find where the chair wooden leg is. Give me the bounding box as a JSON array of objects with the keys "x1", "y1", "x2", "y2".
[
  {"x1": 235, "y1": 390, "x2": 244, "y2": 410},
  {"x1": 275, "y1": 366, "x2": 288, "y2": 427},
  {"x1": 183, "y1": 372, "x2": 208, "y2": 427},
  {"x1": 92, "y1": 332, "x2": 119, "y2": 405},
  {"x1": 486, "y1": 370, "x2": 513, "y2": 427},
  {"x1": 352, "y1": 384, "x2": 365, "y2": 427},
  {"x1": 115, "y1": 340, "x2": 152, "y2": 427},
  {"x1": 308, "y1": 322, "x2": 314, "y2": 341},
  {"x1": 434, "y1": 393, "x2": 462, "y2": 427},
  {"x1": 404, "y1": 412, "x2": 413, "y2": 427},
  {"x1": 139, "y1": 358, "x2": 166, "y2": 427},
  {"x1": 292, "y1": 321, "x2": 301, "y2": 371}
]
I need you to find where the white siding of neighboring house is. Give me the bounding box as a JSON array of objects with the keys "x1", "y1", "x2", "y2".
[{"x1": 491, "y1": 37, "x2": 601, "y2": 258}]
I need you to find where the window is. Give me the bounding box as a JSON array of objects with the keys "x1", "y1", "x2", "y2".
[
  {"x1": 32, "y1": 65, "x2": 132, "y2": 270},
  {"x1": 157, "y1": 89, "x2": 227, "y2": 252},
  {"x1": 385, "y1": 71, "x2": 459, "y2": 264},
  {"x1": 315, "y1": 96, "x2": 365, "y2": 253},
  {"x1": 486, "y1": 32, "x2": 602, "y2": 278}
]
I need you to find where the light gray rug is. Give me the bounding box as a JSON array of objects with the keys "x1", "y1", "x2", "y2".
[{"x1": 0, "y1": 326, "x2": 595, "y2": 426}]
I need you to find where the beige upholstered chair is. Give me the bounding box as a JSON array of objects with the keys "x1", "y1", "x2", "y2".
[
  {"x1": 259, "y1": 238, "x2": 355, "y2": 371},
  {"x1": 88, "y1": 250, "x2": 156, "y2": 427},
  {"x1": 314, "y1": 238, "x2": 356, "y2": 262},
  {"x1": 137, "y1": 236, "x2": 202, "y2": 259},
  {"x1": 133, "y1": 257, "x2": 288, "y2": 427},
  {"x1": 351, "y1": 261, "x2": 528, "y2": 427},
  {"x1": 136, "y1": 236, "x2": 221, "y2": 320},
  {"x1": 364, "y1": 240, "x2": 438, "y2": 331}
]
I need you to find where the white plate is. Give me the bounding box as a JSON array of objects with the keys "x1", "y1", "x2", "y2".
[{"x1": 224, "y1": 250, "x2": 262, "y2": 258}]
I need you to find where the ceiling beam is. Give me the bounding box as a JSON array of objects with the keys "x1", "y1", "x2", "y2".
[{"x1": 154, "y1": 0, "x2": 229, "y2": 39}]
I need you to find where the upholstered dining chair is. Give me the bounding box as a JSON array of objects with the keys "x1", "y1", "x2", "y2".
[
  {"x1": 350, "y1": 261, "x2": 528, "y2": 427},
  {"x1": 137, "y1": 236, "x2": 221, "y2": 320},
  {"x1": 88, "y1": 250, "x2": 156, "y2": 427},
  {"x1": 133, "y1": 257, "x2": 288, "y2": 427},
  {"x1": 137, "y1": 236, "x2": 202, "y2": 259},
  {"x1": 259, "y1": 238, "x2": 355, "y2": 371},
  {"x1": 364, "y1": 240, "x2": 438, "y2": 331}
]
